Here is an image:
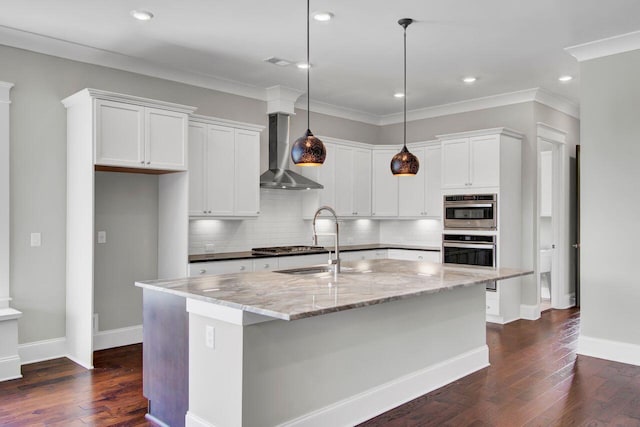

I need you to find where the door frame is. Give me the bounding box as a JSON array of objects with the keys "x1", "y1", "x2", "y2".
[{"x1": 536, "y1": 123, "x2": 572, "y2": 310}]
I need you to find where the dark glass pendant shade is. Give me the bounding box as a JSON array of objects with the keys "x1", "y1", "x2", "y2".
[
  {"x1": 291, "y1": 129, "x2": 326, "y2": 166},
  {"x1": 391, "y1": 146, "x2": 420, "y2": 176}
]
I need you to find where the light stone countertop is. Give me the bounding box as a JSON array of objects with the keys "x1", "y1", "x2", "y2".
[{"x1": 136, "y1": 259, "x2": 532, "y2": 321}]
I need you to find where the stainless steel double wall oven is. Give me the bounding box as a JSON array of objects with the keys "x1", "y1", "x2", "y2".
[{"x1": 442, "y1": 194, "x2": 498, "y2": 291}]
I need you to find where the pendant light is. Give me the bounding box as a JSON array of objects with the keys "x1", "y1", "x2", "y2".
[
  {"x1": 291, "y1": 0, "x2": 326, "y2": 166},
  {"x1": 390, "y1": 18, "x2": 420, "y2": 176}
]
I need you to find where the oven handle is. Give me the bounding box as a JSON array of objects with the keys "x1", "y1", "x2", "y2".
[
  {"x1": 443, "y1": 243, "x2": 496, "y2": 249},
  {"x1": 445, "y1": 203, "x2": 494, "y2": 208}
]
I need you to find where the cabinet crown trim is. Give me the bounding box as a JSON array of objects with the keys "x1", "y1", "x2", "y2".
[
  {"x1": 436, "y1": 127, "x2": 524, "y2": 141},
  {"x1": 61, "y1": 88, "x2": 197, "y2": 114},
  {"x1": 317, "y1": 135, "x2": 375, "y2": 150},
  {"x1": 189, "y1": 114, "x2": 265, "y2": 132}
]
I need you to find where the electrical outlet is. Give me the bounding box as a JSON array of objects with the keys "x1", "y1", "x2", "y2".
[
  {"x1": 30, "y1": 232, "x2": 41, "y2": 247},
  {"x1": 205, "y1": 325, "x2": 215, "y2": 349},
  {"x1": 205, "y1": 242, "x2": 215, "y2": 253},
  {"x1": 97, "y1": 231, "x2": 107, "y2": 244}
]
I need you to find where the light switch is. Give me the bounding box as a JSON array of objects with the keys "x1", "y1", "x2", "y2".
[
  {"x1": 30, "y1": 232, "x2": 41, "y2": 247},
  {"x1": 205, "y1": 325, "x2": 215, "y2": 349},
  {"x1": 97, "y1": 231, "x2": 107, "y2": 244}
]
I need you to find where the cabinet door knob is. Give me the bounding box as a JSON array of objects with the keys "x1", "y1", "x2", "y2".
[
  {"x1": 199, "y1": 269, "x2": 206, "y2": 274},
  {"x1": 140, "y1": 160, "x2": 145, "y2": 164},
  {"x1": 418, "y1": 256, "x2": 423, "y2": 260},
  {"x1": 263, "y1": 264, "x2": 269, "y2": 268},
  {"x1": 240, "y1": 266, "x2": 246, "y2": 271},
  {"x1": 146, "y1": 161, "x2": 151, "y2": 165}
]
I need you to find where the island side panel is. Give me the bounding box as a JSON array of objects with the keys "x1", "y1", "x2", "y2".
[
  {"x1": 143, "y1": 289, "x2": 189, "y2": 427},
  {"x1": 187, "y1": 283, "x2": 487, "y2": 427}
]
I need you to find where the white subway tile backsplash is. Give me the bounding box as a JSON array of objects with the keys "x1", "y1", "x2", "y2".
[{"x1": 189, "y1": 189, "x2": 443, "y2": 254}]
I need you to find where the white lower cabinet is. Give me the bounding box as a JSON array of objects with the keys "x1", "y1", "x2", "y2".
[
  {"x1": 252, "y1": 258, "x2": 279, "y2": 272},
  {"x1": 485, "y1": 291, "x2": 500, "y2": 315},
  {"x1": 387, "y1": 249, "x2": 441, "y2": 263},
  {"x1": 277, "y1": 253, "x2": 331, "y2": 269},
  {"x1": 340, "y1": 249, "x2": 388, "y2": 261},
  {"x1": 189, "y1": 260, "x2": 252, "y2": 276}
]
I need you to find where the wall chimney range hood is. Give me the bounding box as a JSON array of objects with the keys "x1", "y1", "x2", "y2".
[{"x1": 260, "y1": 113, "x2": 323, "y2": 190}]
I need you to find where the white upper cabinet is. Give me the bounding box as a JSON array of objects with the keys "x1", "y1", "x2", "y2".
[
  {"x1": 95, "y1": 98, "x2": 188, "y2": 171},
  {"x1": 188, "y1": 116, "x2": 263, "y2": 218},
  {"x1": 371, "y1": 149, "x2": 398, "y2": 217},
  {"x1": 440, "y1": 131, "x2": 510, "y2": 190},
  {"x1": 335, "y1": 146, "x2": 372, "y2": 217},
  {"x1": 301, "y1": 141, "x2": 371, "y2": 219},
  {"x1": 398, "y1": 143, "x2": 442, "y2": 218}
]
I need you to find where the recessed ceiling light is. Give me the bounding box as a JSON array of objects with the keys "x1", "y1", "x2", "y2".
[
  {"x1": 462, "y1": 76, "x2": 477, "y2": 84},
  {"x1": 297, "y1": 62, "x2": 311, "y2": 69},
  {"x1": 130, "y1": 10, "x2": 154, "y2": 21},
  {"x1": 393, "y1": 92, "x2": 405, "y2": 98},
  {"x1": 313, "y1": 12, "x2": 334, "y2": 22},
  {"x1": 558, "y1": 75, "x2": 573, "y2": 82}
]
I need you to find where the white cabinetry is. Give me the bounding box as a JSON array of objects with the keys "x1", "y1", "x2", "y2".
[
  {"x1": 371, "y1": 149, "x2": 398, "y2": 217},
  {"x1": 189, "y1": 260, "x2": 252, "y2": 276},
  {"x1": 340, "y1": 249, "x2": 388, "y2": 261},
  {"x1": 398, "y1": 142, "x2": 442, "y2": 218},
  {"x1": 301, "y1": 139, "x2": 371, "y2": 219},
  {"x1": 441, "y1": 134, "x2": 500, "y2": 189},
  {"x1": 387, "y1": 249, "x2": 440, "y2": 263},
  {"x1": 95, "y1": 98, "x2": 188, "y2": 171},
  {"x1": 188, "y1": 116, "x2": 264, "y2": 218},
  {"x1": 62, "y1": 88, "x2": 196, "y2": 369},
  {"x1": 438, "y1": 128, "x2": 524, "y2": 324}
]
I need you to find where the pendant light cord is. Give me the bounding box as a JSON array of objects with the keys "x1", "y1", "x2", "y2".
[
  {"x1": 307, "y1": 0, "x2": 310, "y2": 131},
  {"x1": 403, "y1": 24, "x2": 407, "y2": 149}
]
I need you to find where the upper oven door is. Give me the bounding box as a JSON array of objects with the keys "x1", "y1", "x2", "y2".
[{"x1": 444, "y1": 202, "x2": 496, "y2": 229}]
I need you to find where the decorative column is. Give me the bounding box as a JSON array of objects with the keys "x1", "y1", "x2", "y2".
[{"x1": 0, "y1": 81, "x2": 22, "y2": 381}]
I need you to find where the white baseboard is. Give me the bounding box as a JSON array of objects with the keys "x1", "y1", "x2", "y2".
[
  {"x1": 146, "y1": 413, "x2": 171, "y2": 427},
  {"x1": 555, "y1": 293, "x2": 576, "y2": 309},
  {"x1": 520, "y1": 304, "x2": 541, "y2": 320},
  {"x1": 93, "y1": 324, "x2": 143, "y2": 351},
  {"x1": 578, "y1": 335, "x2": 640, "y2": 367},
  {"x1": 186, "y1": 411, "x2": 216, "y2": 427},
  {"x1": 0, "y1": 355, "x2": 22, "y2": 381},
  {"x1": 18, "y1": 337, "x2": 67, "y2": 365},
  {"x1": 280, "y1": 345, "x2": 489, "y2": 427}
]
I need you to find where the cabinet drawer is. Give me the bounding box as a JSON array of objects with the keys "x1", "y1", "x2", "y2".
[
  {"x1": 188, "y1": 260, "x2": 252, "y2": 276},
  {"x1": 252, "y1": 258, "x2": 279, "y2": 272},
  {"x1": 387, "y1": 249, "x2": 440, "y2": 263},
  {"x1": 277, "y1": 253, "x2": 329, "y2": 269}
]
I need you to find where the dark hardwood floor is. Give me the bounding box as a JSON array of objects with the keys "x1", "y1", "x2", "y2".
[{"x1": 1, "y1": 309, "x2": 640, "y2": 426}]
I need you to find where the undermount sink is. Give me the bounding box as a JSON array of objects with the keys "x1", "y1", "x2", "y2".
[
  {"x1": 275, "y1": 266, "x2": 334, "y2": 275},
  {"x1": 275, "y1": 266, "x2": 357, "y2": 275}
]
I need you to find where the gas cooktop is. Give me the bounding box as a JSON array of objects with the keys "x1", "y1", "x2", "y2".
[{"x1": 251, "y1": 245, "x2": 327, "y2": 255}]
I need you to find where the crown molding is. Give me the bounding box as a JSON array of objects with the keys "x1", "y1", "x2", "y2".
[
  {"x1": 566, "y1": 30, "x2": 640, "y2": 62},
  {"x1": 296, "y1": 99, "x2": 381, "y2": 125},
  {"x1": 533, "y1": 89, "x2": 580, "y2": 119},
  {"x1": 61, "y1": 88, "x2": 197, "y2": 113},
  {"x1": 436, "y1": 127, "x2": 525, "y2": 141},
  {"x1": 1, "y1": 24, "x2": 580, "y2": 126},
  {"x1": 190, "y1": 114, "x2": 265, "y2": 132},
  {"x1": 0, "y1": 24, "x2": 267, "y2": 102}
]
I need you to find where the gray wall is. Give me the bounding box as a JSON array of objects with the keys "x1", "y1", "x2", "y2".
[
  {"x1": 0, "y1": 44, "x2": 377, "y2": 343},
  {"x1": 579, "y1": 49, "x2": 640, "y2": 344},
  {"x1": 94, "y1": 172, "x2": 158, "y2": 331}
]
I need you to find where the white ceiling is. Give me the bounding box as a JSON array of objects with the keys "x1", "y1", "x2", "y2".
[{"x1": 2, "y1": 0, "x2": 640, "y2": 120}]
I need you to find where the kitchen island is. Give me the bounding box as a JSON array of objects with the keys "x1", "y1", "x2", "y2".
[{"x1": 136, "y1": 259, "x2": 531, "y2": 427}]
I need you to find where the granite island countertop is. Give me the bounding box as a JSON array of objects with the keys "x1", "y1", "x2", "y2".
[
  {"x1": 137, "y1": 259, "x2": 532, "y2": 321},
  {"x1": 188, "y1": 243, "x2": 441, "y2": 263}
]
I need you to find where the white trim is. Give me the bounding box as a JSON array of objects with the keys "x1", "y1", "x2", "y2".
[
  {"x1": 0, "y1": 307, "x2": 21, "y2": 321},
  {"x1": 93, "y1": 324, "x2": 143, "y2": 351},
  {"x1": 534, "y1": 89, "x2": 581, "y2": 119},
  {"x1": 0, "y1": 356, "x2": 22, "y2": 381},
  {"x1": 317, "y1": 135, "x2": 378, "y2": 150},
  {"x1": 436, "y1": 127, "x2": 525, "y2": 140},
  {"x1": 61, "y1": 88, "x2": 196, "y2": 114},
  {"x1": 189, "y1": 114, "x2": 265, "y2": 132},
  {"x1": 186, "y1": 411, "x2": 217, "y2": 427},
  {"x1": 578, "y1": 335, "x2": 640, "y2": 367},
  {"x1": 146, "y1": 413, "x2": 172, "y2": 427},
  {"x1": 66, "y1": 353, "x2": 94, "y2": 370},
  {"x1": 486, "y1": 314, "x2": 520, "y2": 325},
  {"x1": 537, "y1": 122, "x2": 568, "y2": 143},
  {"x1": 186, "y1": 298, "x2": 273, "y2": 326},
  {"x1": 0, "y1": 24, "x2": 580, "y2": 125},
  {"x1": 0, "y1": 24, "x2": 267, "y2": 102},
  {"x1": 267, "y1": 85, "x2": 304, "y2": 115},
  {"x1": 278, "y1": 345, "x2": 488, "y2": 427},
  {"x1": 18, "y1": 337, "x2": 67, "y2": 365},
  {"x1": 0, "y1": 81, "x2": 12, "y2": 310},
  {"x1": 566, "y1": 30, "x2": 640, "y2": 62},
  {"x1": 520, "y1": 304, "x2": 541, "y2": 321}
]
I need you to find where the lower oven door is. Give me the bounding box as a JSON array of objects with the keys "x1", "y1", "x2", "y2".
[{"x1": 443, "y1": 242, "x2": 497, "y2": 291}]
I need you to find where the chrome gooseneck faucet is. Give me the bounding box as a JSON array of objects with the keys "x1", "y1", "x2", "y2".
[{"x1": 312, "y1": 206, "x2": 340, "y2": 275}]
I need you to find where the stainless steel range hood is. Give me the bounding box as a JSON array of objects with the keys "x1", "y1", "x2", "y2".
[{"x1": 260, "y1": 113, "x2": 323, "y2": 190}]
